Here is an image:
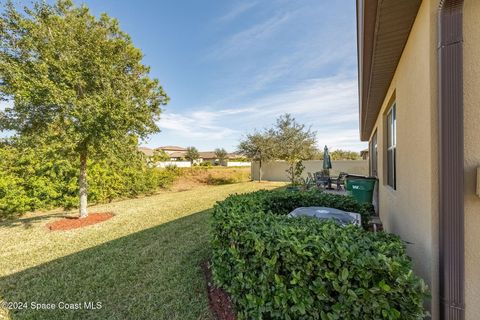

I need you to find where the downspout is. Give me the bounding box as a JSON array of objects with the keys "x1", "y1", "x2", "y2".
[{"x1": 438, "y1": 1, "x2": 465, "y2": 319}]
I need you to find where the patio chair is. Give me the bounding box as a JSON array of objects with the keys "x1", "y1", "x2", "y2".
[
  {"x1": 307, "y1": 172, "x2": 315, "y2": 181},
  {"x1": 314, "y1": 171, "x2": 329, "y2": 190},
  {"x1": 307, "y1": 172, "x2": 316, "y2": 187},
  {"x1": 334, "y1": 172, "x2": 348, "y2": 191}
]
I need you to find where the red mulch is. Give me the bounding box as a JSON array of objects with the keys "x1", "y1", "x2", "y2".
[
  {"x1": 201, "y1": 260, "x2": 236, "y2": 320},
  {"x1": 47, "y1": 212, "x2": 114, "y2": 231}
]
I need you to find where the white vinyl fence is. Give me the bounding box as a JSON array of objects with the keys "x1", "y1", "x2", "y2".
[
  {"x1": 251, "y1": 160, "x2": 369, "y2": 181},
  {"x1": 156, "y1": 161, "x2": 191, "y2": 168},
  {"x1": 226, "y1": 161, "x2": 251, "y2": 167}
]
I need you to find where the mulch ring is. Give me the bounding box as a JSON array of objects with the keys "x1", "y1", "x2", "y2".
[
  {"x1": 47, "y1": 212, "x2": 114, "y2": 231},
  {"x1": 201, "y1": 260, "x2": 236, "y2": 320}
]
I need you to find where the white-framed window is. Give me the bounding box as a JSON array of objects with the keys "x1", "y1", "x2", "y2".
[{"x1": 386, "y1": 103, "x2": 396, "y2": 189}]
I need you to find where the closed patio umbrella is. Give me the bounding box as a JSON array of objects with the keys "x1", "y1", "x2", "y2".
[
  {"x1": 323, "y1": 146, "x2": 332, "y2": 170},
  {"x1": 323, "y1": 146, "x2": 333, "y2": 189}
]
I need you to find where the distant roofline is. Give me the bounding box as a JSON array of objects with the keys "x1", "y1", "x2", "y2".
[{"x1": 156, "y1": 146, "x2": 187, "y2": 151}]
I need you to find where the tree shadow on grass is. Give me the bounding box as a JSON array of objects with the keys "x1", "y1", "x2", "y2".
[
  {"x1": 0, "y1": 210, "x2": 70, "y2": 229},
  {"x1": 0, "y1": 210, "x2": 214, "y2": 320}
]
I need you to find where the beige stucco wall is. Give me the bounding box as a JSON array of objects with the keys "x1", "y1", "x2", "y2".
[
  {"x1": 463, "y1": 1, "x2": 480, "y2": 318},
  {"x1": 367, "y1": 0, "x2": 440, "y2": 317},
  {"x1": 251, "y1": 160, "x2": 368, "y2": 182}
]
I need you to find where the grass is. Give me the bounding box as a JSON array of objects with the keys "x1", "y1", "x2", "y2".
[{"x1": 0, "y1": 181, "x2": 285, "y2": 320}]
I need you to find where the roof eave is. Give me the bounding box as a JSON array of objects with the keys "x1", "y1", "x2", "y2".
[{"x1": 357, "y1": 0, "x2": 422, "y2": 141}]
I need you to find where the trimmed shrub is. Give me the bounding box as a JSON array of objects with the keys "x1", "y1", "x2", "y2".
[
  {"x1": 211, "y1": 189, "x2": 429, "y2": 319},
  {"x1": 212, "y1": 189, "x2": 373, "y2": 229}
]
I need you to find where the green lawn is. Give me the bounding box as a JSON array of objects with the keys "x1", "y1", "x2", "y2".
[{"x1": 0, "y1": 181, "x2": 285, "y2": 320}]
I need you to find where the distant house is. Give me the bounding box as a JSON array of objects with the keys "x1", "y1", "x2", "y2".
[
  {"x1": 138, "y1": 147, "x2": 154, "y2": 157},
  {"x1": 198, "y1": 151, "x2": 248, "y2": 165},
  {"x1": 197, "y1": 151, "x2": 220, "y2": 164},
  {"x1": 197, "y1": 151, "x2": 229, "y2": 165},
  {"x1": 139, "y1": 146, "x2": 249, "y2": 166},
  {"x1": 156, "y1": 146, "x2": 187, "y2": 156},
  {"x1": 155, "y1": 146, "x2": 188, "y2": 161},
  {"x1": 228, "y1": 151, "x2": 246, "y2": 159},
  {"x1": 168, "y1": 151, "x2": 186, "y2": 161},
  {"x1": 138, "y1": 146, "x2": 186, "y2": 161}
]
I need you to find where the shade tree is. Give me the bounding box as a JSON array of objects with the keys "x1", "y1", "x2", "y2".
[{"x1": 0, "y1": 0, "x2": 169, "y2": 217}]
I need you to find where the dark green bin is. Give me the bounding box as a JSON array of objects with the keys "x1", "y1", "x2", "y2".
[{"x1": 345, "y1": 176, "x2": 376, "y2": 204}]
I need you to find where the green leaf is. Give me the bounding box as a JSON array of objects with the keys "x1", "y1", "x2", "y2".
[{"x1": 379, "y1": 279, "x2": 391, "y2": 292}]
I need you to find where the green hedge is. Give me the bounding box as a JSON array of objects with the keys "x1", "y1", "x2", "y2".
[
  {"x1": 0, "y1": 145, "x2": 180, "y2": 219},
  {"x1": 211, "y1": 189, "x2": 429, "y2": 319}
]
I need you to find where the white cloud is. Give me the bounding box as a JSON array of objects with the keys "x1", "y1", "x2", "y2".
[
  {"x1": 207, "y1": 3, "x2": 356, "y2": 103},
  {"x1": 218, "y1": 1, "x2": 257, "y2": 22},
  {"x1": 157, "y1": 112, "x2": 239, "y2": 141},
  {"x1": 150, "y1": 2, "x2": 365, "y2": 151},
  {"x1": 155, "y1": 75, "x2": 366, "y2": 151},
  {"x1": 237, "y1": 76, "x2": 358, "y2": 119},
  {"x1": 209, "y1": 12, "x2": 293, "y2": 59}
]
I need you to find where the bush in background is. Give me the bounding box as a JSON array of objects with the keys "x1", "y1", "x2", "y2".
[
  {"x1": 0, "y1": 145, "x2": 180, "y2": 219},
  {"x1": 178, "y1": 167, "x2": 251, "y2": 186},
  {"x1": 199, "y1": 161, "x2": 213, "y2": 167},
  {"x1": 211, "y1": 189, "x2": 428, "y2": 319},
  {"x1": 205, "y1": 169, "x2": 251, "y2": 185}
]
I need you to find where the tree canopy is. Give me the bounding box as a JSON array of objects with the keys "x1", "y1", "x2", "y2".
[
  {"x1": 330, "y1": 149, "x2": 361, "y2": 160},
  {"x1": 238, "y1": 114, "x2": 317, "y2": 183},
  {"x1": 272, "y1": 114, "x2": 318, "y2": 163},
  {"x1": 185, "y1": 146, "x2": 199, "y2": 164},
  {"x1": 152, "y1": 149, "x2": 171, "y2": 162},
  {"x1": 238, "y1": 131, "x2": 276, "y2": 181},
  {"x1": 0, "y1": 0, "x2": 168, "y2": 217},
  {"x1": 271, "y1": 114, "x2": 317, "y2": 184},
  {"x1": 312, "y1": 149, "x2": 361, "y2": 160},
  {"x1": 214, "y1": 148, "x2": 228, "y2": 164}
]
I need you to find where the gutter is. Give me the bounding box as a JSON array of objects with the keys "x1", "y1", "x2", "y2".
[{"x1": 438, "y1": 1, "x2": 465, "y2": 319}]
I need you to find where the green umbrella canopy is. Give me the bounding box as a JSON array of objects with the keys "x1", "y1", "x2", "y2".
[{"x1": 323, "y1": 146, "x2": 332, "y2": 169}]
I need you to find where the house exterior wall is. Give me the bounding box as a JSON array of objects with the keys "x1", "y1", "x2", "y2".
[
  {"x1": 366, "y1": 0, "x2": 440, "y2": 317},
  {"x1": 251, "y1": 160, "x2": 368, "y2": 181},
  {"x1": 362, "y1": 0, "x2": 480, "y2": 317},
  {"x1": 463, "y1": 0, "x2": 480, "y2": 317}
]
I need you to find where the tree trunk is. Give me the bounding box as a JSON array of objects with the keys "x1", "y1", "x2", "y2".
[
  {"x1": 289, "y1": 163, "x2": 295, "y2": 184},
  {"x1": 79, "y1": 151, "x2": 88, "y2": 218},
  {"x1": 258, "y1": 160, "x2": 262, "y2": 182}
]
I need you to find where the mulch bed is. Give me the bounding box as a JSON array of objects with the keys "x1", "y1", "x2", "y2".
[
  {"x1": 201, "y1": 260, "x2": 236, "y2": 320},
  {"x1": 47, "y1": 212, "x2": 114, "y2": 231}
]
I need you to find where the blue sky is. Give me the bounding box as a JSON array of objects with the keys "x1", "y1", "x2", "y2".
[{"x1": 1, "y1": 0, "x2": 367, "y2": 152}]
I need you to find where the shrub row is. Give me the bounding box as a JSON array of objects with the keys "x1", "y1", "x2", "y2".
[
  {"x1": 211, "y1": 189, "x2": 428, "y2": 319},
  {"x1": 0, "y1": 145, "x2": 180, "y2": 218}
]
